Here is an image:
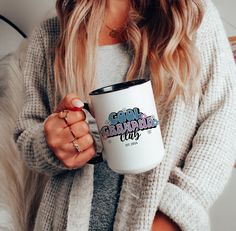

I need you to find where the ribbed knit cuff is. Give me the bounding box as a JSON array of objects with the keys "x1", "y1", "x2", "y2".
[
  {"x1": 158, "y1": 183, "x2": 210, "y2": 231},
  {"x1": 31, "y1": 123, "x2": 69, "y2": 175}
]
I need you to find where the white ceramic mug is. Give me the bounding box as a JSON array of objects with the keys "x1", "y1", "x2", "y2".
[{"x1": 86, "y1": 79, "x2": 165, "y2": 174}]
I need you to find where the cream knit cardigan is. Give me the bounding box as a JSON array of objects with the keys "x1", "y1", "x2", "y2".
[{"x1": 14, "y1": 0, "x2": 236, "y2": 230}]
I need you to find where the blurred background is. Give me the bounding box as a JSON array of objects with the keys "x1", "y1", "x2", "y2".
[{"x1": 0, "y1": 0, "x2": 236, "y2": 230}]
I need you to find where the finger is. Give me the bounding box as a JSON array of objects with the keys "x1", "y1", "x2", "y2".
[
  {"x1": 66, "y1": 121, "x2": 90, "y2": 139},
  {"x1": 64, "y1": 134, "x2": 94, "y2": 152},
  {"x1": 44, "y1": 111, "x2": 86, "y2": 145},
  {"x1": 61, "y1": 110, "x2": 86, "y2": 127},
  {"x1": 56, "y1": 93, "x2": 84, "y2": 112},
  {"x1": 45, "y1": 111, "x2": 85, "y2": 134},
  {"x1": 44, "y1": 113, "x2": 65, "y2": 135},
  {"x1": 74, "y1": 134, "x2": 94, "y2": 152},
  {"x1": 61, "y1": 133, "x2": 94, "y2": 153},
  {"x1": 60, "y1": 121, "x2": 89, "y2": 143},
  {"x1": 53, "y1": 149, "x2": 74, "y2": 162},
  {"x1": 63, "y1": 146, "x2": 96, "y2": 169},
  {"x1": 59, "y1": 121, "x2": 89, "y2": 144},
  {"x1": 74, "y1": 146, "x2": 96, "y2": 163}
]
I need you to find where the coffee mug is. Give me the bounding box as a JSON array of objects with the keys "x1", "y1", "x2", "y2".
[{"x1": 86, "y1": 79, "x2": 165, "y2": 174}]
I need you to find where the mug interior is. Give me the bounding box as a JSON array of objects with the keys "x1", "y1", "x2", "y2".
[{"x1": 90, "y1": 79, "x2": 148, "y2": 96}]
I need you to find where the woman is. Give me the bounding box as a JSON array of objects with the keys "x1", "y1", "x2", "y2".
[{"x1": 14, "y1": 0, "x2": 236, "y2": 230}]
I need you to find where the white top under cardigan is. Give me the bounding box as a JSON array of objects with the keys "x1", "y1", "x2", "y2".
[{"x1": 14, "y1": 0, "x2": 236, "y2": 230}]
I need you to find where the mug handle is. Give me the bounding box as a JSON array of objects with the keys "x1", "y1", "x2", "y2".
[
  {"x1": 83, "y1": 103, "x2": 106, "y2": 162},
  {"x1": 83, "y1": 103, "x2": 95, "y2": 118},
  {"x1": 83, "y1": 103, "x2": 91, "y2": 114}
]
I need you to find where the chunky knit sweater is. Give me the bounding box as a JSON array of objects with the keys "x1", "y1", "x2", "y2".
[{"x1": 14, "y1": 0, "x2": 236, "y2": 230}]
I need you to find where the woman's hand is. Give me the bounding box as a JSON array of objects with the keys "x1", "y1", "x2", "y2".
[
  {"x1": 152, "y1": 211, "x2": 181, "y2": 231},
  {"x1": 44, "y1": 93, "x2": 96, "y2": 169}
]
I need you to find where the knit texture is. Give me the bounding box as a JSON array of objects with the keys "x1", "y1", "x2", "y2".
[
  {"x1": 89, "y1": 162, "x2": 123, "y2": 231},
  {"x1": 14, "y1": 0, "x2": 236, "y2": 230}
]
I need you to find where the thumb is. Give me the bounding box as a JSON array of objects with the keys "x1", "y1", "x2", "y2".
[{"x1": 56, "y1": 93, "x2": 84, "y2": 112}]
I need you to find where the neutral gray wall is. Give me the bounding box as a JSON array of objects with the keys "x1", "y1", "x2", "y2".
[
  {"x1": 0, "y1": 0, "x2": 56, "y2": 57},
  {"x1": 0, "y1": 0, "x2": 56, "y2": 36},
  {"x1": 214, "y1": 0, "x2": 236, "y2": 36}
]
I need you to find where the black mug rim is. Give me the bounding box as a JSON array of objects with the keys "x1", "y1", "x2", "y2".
[{"x1": 89, "y1": 79, "x2": 149, "y2": 96}]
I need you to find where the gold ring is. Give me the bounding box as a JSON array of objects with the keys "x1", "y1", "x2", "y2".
[
  {"x1": 72, "y1": 139, "x2": 81, "y2": 153},
  {"x1": 58, "y1": 110, "x2": 69, "y2": 125}
]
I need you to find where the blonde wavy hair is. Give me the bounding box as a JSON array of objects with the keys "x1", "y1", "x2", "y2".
[{"x1": 54, "y1": 0, "x2": 204, "y2": 106}]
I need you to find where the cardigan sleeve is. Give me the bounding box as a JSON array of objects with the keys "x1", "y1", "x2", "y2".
[
  {"x1": 14, "y1": 24, "x2": 69, "y2": 176},
  {"x1": 158, "y1": 1, "x2": 236, "y2": 230}
]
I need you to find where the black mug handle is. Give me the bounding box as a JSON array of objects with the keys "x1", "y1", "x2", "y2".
[
  {"x1": 83, "y1": 103, "x2": 90, "y2": 112},
  {"x1": 83, "y1": 103, "x2": 103, "y2": 164},
  {"x1": 83, "y1": 103, "x2": 95, "y2": 118}
]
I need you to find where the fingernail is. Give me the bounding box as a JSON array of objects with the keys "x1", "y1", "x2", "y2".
[{"x1": 72, "y1": 98, "x2": 84, "y2": 108}]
